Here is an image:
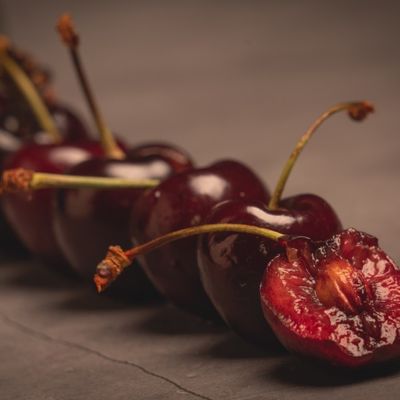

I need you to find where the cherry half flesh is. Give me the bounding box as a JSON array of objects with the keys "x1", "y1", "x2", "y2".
[{"x1": 260, "y1": 228, "x2": 400, "y2": 368}]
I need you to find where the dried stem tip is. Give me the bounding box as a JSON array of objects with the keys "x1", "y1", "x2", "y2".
[
  {"x1": 94, "y1": 246, "x2": 131, "y2": 292},
  {"x1": 348, "y1": 101, "x2": 375, "y2": 121},
  {"x1": 1, "y1": 168, "x2": 34, "y2": 195},
  {"x1": 57, "y1": 13, "x2": 79, "y2": 48}
]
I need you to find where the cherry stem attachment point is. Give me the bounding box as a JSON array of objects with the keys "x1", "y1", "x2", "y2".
[
  {"x1": 56, "y1": 14, "x2": 125, "y2": 160},
  {"x1": 268, "y1": 101, "x2": 374, "y2": 210},
  {"x1": 0, "y1": 168, "x2": 159, "y2": 195},
  {"x1": 94, "y1": 224, "x2": 285, "y2": 293},
  {"x1": 0, "y1": 35, "x2": 62, "y2": 142}
]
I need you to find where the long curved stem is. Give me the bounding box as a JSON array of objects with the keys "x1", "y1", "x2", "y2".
[
  {"x1": 268, "y1": 101, "x2": 374, "y2": 210},
  {"x1": 125, "y1": 224, "x2": 284, "y2": 259},
  {"x1": 56, "y1": 14, "x2": 125, "y2": 159},
  {"x1": 0, "y1": 168, "x2": 159, "y2": 194},
  {"x1": 94, "y1": 224, "x2": 285, "y2": 292}
]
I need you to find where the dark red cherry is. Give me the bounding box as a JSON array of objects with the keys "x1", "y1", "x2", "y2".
[
  {"x1": 260, "y1": 228, "x2": 400, "y2": 368},
  {"x1": 197, "y1": 195, "x2": 341, "y2": 345},
  {"x1": 1, "y1": 141, "x2": 103, "y2": 267},
  {"x1": 131, "y1": 160, "x2": 270, "y2": 318},
  {"x1": 53, "y1": 147, "x2": 194, "y2": 299},
  {"x1": 49, "y1": 14, "x2": 194, "y2": 288},
  {"x1": 128, "y1": 142, "x2": 194, "y2": 173},
  {"x1": 197, "y1": 101, "x2": 373, "y2": 344},
  {"x1": 0, "y1": 40, "x2": 92, "y2": 253}
]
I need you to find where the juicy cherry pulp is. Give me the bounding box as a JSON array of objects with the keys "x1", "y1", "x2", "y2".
[{"x1": 260, "y1": 228, "x2": 400, "y2": 367}]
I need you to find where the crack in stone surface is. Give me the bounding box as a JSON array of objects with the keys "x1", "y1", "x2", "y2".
[{"x1": 0, "y1": 310, "x2": 214, "y2": 400}]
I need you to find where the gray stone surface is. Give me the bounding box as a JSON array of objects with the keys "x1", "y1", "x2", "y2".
[
  {"x1": 1, "y1": 259, "x2": 400, "y2": 400},
  {"x1": 0, "y1": 1, "x2": 400, "y2": 399}
]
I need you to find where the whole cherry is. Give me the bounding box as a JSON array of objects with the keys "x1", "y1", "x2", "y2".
[
  {"x1": 53, "y1": 154, "x2": 191, "y2": 299},
  {"x1": 0, "y1": 32, "x2": 112, "y2": 266},
  {"x1": 130, "y1": 160, "x2": 270, "y2": 317},
  {"x1": 0, "y1": 37, "x2": 98, "y2": 257},
  {"x1": 197, "y1": 101, "x2": 374, "y2": 345},
  {"x1": 1, "y1": 141, "x2": 104, "y2": 267},
  {"x1": 50, "y1": 14, "x2": 193, "y2": 296}
]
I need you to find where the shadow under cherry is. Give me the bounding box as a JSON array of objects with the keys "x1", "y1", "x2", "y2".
[{"x1": 268, "y1": 355, "x2": 400, "y2": 388}]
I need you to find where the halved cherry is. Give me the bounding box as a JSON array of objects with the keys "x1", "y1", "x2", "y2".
[{"x1": 260, "y1": 228, "x2": 400, "y2": 368}]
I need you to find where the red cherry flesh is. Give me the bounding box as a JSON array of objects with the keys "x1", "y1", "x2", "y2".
[{"x1": 260, "y1": 228, "x2": 400, "y2": 368}]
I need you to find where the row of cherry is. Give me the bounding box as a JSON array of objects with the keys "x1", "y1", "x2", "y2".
[{"x1": 0, "y1": 14, "x2": 399, "y2": 371}]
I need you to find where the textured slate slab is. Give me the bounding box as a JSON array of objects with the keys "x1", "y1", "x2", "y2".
[
  {"x1": 1, "y1": 259, "x2": 400, "y2": 400},
  {"x1": 0, "y1": 1, "x2": 400, "y2": 399}
]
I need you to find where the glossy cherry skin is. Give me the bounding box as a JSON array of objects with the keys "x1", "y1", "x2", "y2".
[
  {"x1": 53, "y1": 149, "x2": 194, "y2": 299},
  {"x1": 260, "y1": 229, "x2": 400, "y2": 368},
  {"x1": 197, "y1": 195, "x2": 342, "y2": 345},
  {"x1": 1, "y1": 141, "x2": 104, "y2": 268},
  {"x1": 130, "y1": 160, "x2": 270, "y2": 318},
  {"x1": 0, "y1": 102, "x2": 90, "y2": 253},
  {"x1": 128, "y1": 142, "x2": 194, "y2": 173}
]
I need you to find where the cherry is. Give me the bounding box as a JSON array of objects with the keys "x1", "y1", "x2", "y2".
[
  {"x1": 53, "y1": 152, "x2": 192, "y2": 299},
  {"x1": 1, "y1": 142, "x2": 104, "y2": 267},
  {"x1": 130, "y1": 160, "x2": 270, "y2": 317},
  {"x1": 197, "y1": 195, "x2": 339, "y2": 344},
  {"x1": 2, "y1": 14, "x2": 138, "y2": 268},
  {"x1": 46, "y1": 14, "x2": 194, "y2": 294},
  {"x1": 0, "y1": 37, "x2": 94, "y2": 255},
  {"x1": 94, "y1": 223, "x2": 400, "y2": 368},
  {"x1": 197, "y1": 102, "x2": 373, "y2": 345},
  {"x1": 0, "y1": 165, "x2": 188, "y2": 297},
  {"x1": 0, "y1": 25, "x2": 115, "y2": 266},
  {"x1": 260, "y1": 228, "x2": 400, "y2": 368}
]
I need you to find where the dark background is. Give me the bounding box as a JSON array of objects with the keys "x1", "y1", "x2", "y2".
[{"x1": 0, "y1": 1, "x2": 400, "y2": 399}]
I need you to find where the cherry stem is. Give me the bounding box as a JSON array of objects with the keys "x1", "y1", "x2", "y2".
[
  {"x1": 0, "y1": 168, "x2": 159, "y2": 194},
  {"x1": 94, "y1": 223, "x2": 285, "y2": 292},
  {"x1": 0, "y1": 36, "x2": 62, "y2": 142},
  {"x1": 56, "y1": 14, "x2": 125, "y2": 160},
  {"x1": 268, "y1": 101, "x2": 374, "y2": 210}
]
